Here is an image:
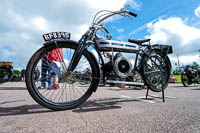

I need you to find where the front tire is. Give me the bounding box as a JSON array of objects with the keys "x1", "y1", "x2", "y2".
[
  {"x1": 181, "y1": 73, "x2": 192, "y2": 87},
  {"x1": 26, "y1": 42, "x2": 99, "y2": 111}
]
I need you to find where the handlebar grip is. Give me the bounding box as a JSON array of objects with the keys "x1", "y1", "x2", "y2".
[{"x1": 128, "y1": 11, "x2": 137, "y2": 17}]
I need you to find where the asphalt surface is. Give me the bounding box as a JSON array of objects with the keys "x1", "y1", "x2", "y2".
[{"x1": 0, "y1": 82, "x2": 200, "y2": 133}]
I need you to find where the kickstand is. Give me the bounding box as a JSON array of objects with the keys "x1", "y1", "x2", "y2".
[{"x1": 145, "y1": 80, "x2": 165, "y2": 102}]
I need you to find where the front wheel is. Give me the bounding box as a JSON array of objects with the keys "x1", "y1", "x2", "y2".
[
  {"x1": 181, "y1": 73, "x2": 192, "y2": 87},
  {"x1": 25, "y1": 42, "x2": 99, "y2": 111},
  {"x1": 141, "y1": 50, "x2": 170, "y2": 92}
]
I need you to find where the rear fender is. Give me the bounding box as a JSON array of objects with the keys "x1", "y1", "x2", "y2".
[{"x1": 138, "y1": 48, "x2": 172, "y2": 73}]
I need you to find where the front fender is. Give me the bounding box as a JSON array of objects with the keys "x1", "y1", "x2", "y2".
[{"x1": 43, "y1": 39, "x2": 79, "y2": 47}]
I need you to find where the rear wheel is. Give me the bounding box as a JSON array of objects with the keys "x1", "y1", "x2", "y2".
[
  {"x1": 142, "y1": 50, "x2": 170, "y2": 92},
  {"x1": 0, "y1": 69, "x2": 13, "y2": 83},
  {"x1": 26, "y1": 42, "x2": 99, "y2": 111},
  {"x1": 181, "y1": 73, "x2": 192, "y2": 87}
]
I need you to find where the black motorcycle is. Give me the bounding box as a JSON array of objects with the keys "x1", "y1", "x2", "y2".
[
  {"x1": 0, "y1": 65, "x2": 13, "y2": 84},
  {"x1": 26, "y1": 8, "x2": 172, "y2": 110},
  {"x1": 181, "y1": 65, "x2": 200, "y2": 87}
]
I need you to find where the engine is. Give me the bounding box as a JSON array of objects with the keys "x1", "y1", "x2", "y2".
[{"x1": 102, "y1": 53, "x2": 132, "y2": 78}]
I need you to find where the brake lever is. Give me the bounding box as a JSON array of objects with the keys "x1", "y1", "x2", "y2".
[
  {"x1": 102, "y1": 25, "x2": 109, "y2": 34},
  {"x1": 127, "y1": 15, "x2": 133, "y2": 21}
]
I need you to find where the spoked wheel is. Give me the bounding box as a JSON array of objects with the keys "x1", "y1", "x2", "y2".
[
  {"x1": 79, "y1": 74, "x2": 91, "y2": 85},
  {"x1": 0, "y1": 69, "x2": 12, "y2": 84},
  {"x1": 181, "y1": 73, "x2": 192, "y2": 87},
  {"x1": 25, "y1": 42, "x2": 99, "y2": 111},
  {"x1": 142, "y1": 50, "x2": 170, "y2": 92}
]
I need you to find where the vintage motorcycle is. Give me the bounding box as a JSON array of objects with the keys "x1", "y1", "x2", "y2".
[
  {"x1": 181, "y1": 65, "x2": 200, "y2": 87},
  {"x1": 0, "y1": 62, "x2": 13, "y2": 84},
  {"x1": 25, "y1": 8, "x2": 173, "y2": 110}
]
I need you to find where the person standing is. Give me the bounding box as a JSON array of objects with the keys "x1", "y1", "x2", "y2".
[
  {"x1": 39, "y1": 48, "x2": 63, "y2": 89},
  {"x1": 47, "y1": 48, "x2": 63, "y2": 89},
  {"x1": 38, "y1": 55, "x2": 52, "y2": 89},
  {"x1": 21, "y1": 68, "x2": 26, "y2": 82},
  {"x1": 34, "y1": 67, "x2": 40, "y2": 82}
]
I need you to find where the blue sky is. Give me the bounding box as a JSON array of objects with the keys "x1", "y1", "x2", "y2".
[
  {"x1": 106, "y1": 0, "x2": 200, "y2": 41},
  {"x1": 0, "y1": 0, "x2": 200, "y2": 69},
  {"x1": 103, "y1": 0, "x2": 200, "y2": 68}
]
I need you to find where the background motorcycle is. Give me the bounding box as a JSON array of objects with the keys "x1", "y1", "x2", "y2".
[
  {"x1": 181, "y1": 65, "x2": 200, "y2": 87},
  {"x1": 0, "y1": 63, "x2": 13, "y2": 84}
]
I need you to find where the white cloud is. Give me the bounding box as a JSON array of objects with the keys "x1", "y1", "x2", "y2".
[
  {"x1": 0, "y1": 0, "x2": 142, "y2": 69},
  {"x1": 126, "y1": 0, "x2": 142, "y2": 11},
  {"x1": 74, "y1": 24, "x2": 89, "y2": 40},
  {"x1": 147, "y1": 17, "x2": 200, "y2": 56},
  {"x1": 86, "y1": 0, "x2": 127, "y2": 11},
  {"x1": 32, "y1": 17, "x2": 49, "y2": 32},
  {"x1": 169, "y1": 54, "x2": 200, "y2": 68},
  {"x1": 195, "y1": 6, "x2": 200, "y2": 18}
]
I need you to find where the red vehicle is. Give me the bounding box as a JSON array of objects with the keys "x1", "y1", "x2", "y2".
[{"x1": 169, "y1": 75, "x2": 176, "y2": 83}]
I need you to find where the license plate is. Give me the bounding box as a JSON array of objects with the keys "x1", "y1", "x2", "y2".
[{"x1": 43, "y1": 32, "x2": 70, "y2": 42}]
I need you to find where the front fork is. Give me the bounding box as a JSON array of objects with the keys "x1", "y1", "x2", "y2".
[
  {"x1": 67, "y1": 28, "x2": 94, "y2": 72},
  {"x1": 67, "y1": 43, "x2": 86, "y2": 72}
]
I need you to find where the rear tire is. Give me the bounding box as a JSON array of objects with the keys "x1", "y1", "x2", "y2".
[
  {"x1": 141, "y1": 50, "x2": 170, "y2": 92},
  {"x1": 0, "y1": 69, "x2": 13, "y2": 84},
  {"x1": 26, "y1": 42, "x2": 99, "y2": 111}
]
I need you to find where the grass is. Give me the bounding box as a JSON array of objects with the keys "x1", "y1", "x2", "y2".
[{"x1": 173, "y1": 75, "x2": 181, "y2": 83}]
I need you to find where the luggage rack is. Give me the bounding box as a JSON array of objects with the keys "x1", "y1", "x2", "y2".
[{"x1": 145, "y1": 44, "x2": 172, "y2": 102}]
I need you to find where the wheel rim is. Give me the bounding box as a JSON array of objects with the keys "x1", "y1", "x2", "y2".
[
  {"x1": 143, "y1": 53, "x2": 169, "y2": 91},
  {"x1": 31, "y1": 46, "x2": 94, "y2": 107}
]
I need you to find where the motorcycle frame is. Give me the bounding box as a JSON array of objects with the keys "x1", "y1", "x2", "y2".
[
  {"x1": 44, "y1": 9, "x2": 172, "y2": 89},
  {"x1": 66, "y1": 28, "x2": 169, "y2": 83}
]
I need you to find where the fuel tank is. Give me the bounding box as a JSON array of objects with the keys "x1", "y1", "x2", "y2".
[{"x1": 96, "y1": 39, "x2": 139, "y2": 53}]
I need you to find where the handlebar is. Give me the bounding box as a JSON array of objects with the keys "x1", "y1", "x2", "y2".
[
  {"x1": 91, "y1": 9, "x2": 137, "y2": 37},
  {"x1": 128, "y1": 11, "x2": 137, "y2": 17},
  {"x1": 93, "y1": 9, "x2": 137, "y2": 25}
]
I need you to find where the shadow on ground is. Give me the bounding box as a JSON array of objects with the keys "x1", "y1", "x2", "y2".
[
  {"x1": 0, "y1": 87, "x2": 27, "y2": 90},
  {"x1": 0, "y1": 100, "x2": 52, "y2": 116},
  {"x1": 191, "y1": 88, "x2": 200, "y2": 90},
  {"x1": 72, "y1": 97, "x2": 154, "y2": 113}
]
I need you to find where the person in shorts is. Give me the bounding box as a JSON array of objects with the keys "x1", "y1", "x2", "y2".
[
  {"x1": 39, "y1": 48, "x2": 63, "y2": 89},
  {"x1": 47, "y1": 48, "x2": 63, "y2": 89}
]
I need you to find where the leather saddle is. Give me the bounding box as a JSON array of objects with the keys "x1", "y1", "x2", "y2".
[{"x1": 128, "y1": 39, "x2": 151, "y2": 44}]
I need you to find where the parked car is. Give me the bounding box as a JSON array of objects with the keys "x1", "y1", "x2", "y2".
[{"x1": 170, "y1": 75, "x2": 177, "y2": 83}]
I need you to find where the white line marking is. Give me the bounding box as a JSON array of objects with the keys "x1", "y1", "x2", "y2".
[
  {"x1": 148, "y1": 95, "x2": 177, "y2": 99},
  {"x1": 120, "y1": 95, "x2": 155, "y2": 103},
  {"x1": 120, "y1": 95, "x2": 131, "y2": 98},
  {"x1": 121, "y1": 95, "x2": 155, "y2": 104},
  {"x1": 135, "y1": 97, "x2": 155, "y2": 104}
]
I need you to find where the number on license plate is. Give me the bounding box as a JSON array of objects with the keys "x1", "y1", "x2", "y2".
[{"x1": 43, "y1": 32, "x2": 70, "y2": 42}]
